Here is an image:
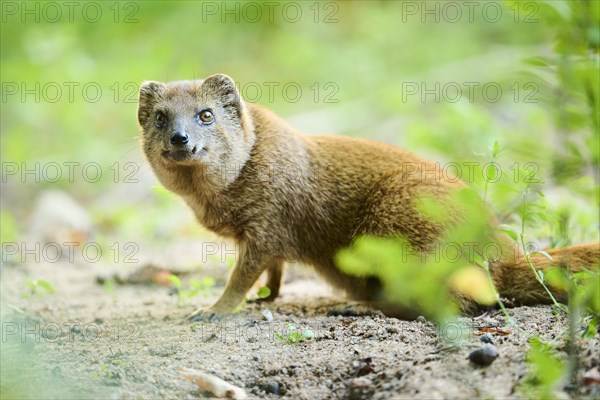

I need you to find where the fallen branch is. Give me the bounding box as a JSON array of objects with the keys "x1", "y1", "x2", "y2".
[{"x1": 181, "y1": 367, "x2": 247, "y2": 399}]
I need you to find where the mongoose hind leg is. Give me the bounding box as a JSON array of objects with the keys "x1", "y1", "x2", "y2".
[
  {"x1": 311, "y1": 258, "x2": 384, "y2": 303},
  {"x1": 255, "y1": 261, "x2": 284, "y2": 302}
]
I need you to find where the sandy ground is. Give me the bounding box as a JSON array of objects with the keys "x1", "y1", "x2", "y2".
[{"x1": 1, "y1": 253, "x2": 599, "y2": 400}]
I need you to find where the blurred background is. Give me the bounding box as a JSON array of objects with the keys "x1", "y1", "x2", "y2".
[
  {"x1": 0, "y1": 2, "x2": 599, "y2": 398},
  {"x1": 1, "y1": 0, "x2": 598, "y2": 274}
]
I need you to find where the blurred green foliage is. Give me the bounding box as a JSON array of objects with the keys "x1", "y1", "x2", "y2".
[
  {"x1": 523, "y1": 336, "x2": 566, "y2": 398},
  {"x1": 337, "y1": 185, "x2": 500, "y2": 322},
  {"x1": 167, "y1": 273, "x2": 216, "y2": 305}
]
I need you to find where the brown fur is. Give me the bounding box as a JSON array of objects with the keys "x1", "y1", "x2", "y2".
[{"x1": 137, "y1": 74, "x2": 600, "y2": 320}]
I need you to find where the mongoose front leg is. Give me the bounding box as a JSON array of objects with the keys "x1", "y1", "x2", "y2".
[{"x1": 189, "y1": 245, "x2": 279, "y2": 321}]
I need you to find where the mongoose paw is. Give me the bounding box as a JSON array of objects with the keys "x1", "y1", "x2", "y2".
[
  {"x1": 188, "y1": 307, "x2": 222, "y2": 322},
  {"x1": 249, "y1": 293, "x2": 279, "y2": 304}
]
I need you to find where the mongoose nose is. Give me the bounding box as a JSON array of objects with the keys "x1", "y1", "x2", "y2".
[{"x1": 170, "y1": 131, "x2": 189, "y2": 145}]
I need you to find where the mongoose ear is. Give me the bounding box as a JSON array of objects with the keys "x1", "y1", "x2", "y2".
[
  {"x1": 202, "y1": 74, "x2": 253, "y2": 133},
  {"x1": 202, "y1": 74, "x2": 243, "y2": 115},
  {"x1": 137, "y1": 81, "x2": 165, "y2": 126}
]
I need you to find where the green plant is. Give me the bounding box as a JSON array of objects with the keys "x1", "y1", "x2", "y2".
[
  {"x1": 167, "y1": 274, "x2": 215, "y2": 306},
  {"x1": 102, "y1": 278, "x2": 116, "y2": 294},
  {"x1": 0, "y1": 211, "x2": 18, "y2": 243},
  {"x1": 546, "y1": 267, "x2": 600, "y2": 384},
  {"x1": 479, "y1": 141, "x2": 578, "y2": 323},
  {"x1": 482, "y1": 140, "x2": 503, "y2": 203},
  {"x1": 22, "y1": 279, "x2": 55, "y2": 298},
  {"x1": 514, "y1": 0, "x2": 600, "y2": 183},
  {"x1": 257, "y1": 286, "x2": 272, "y2": 299},
  {"x1": 92, "y1": 360, "x2": 125, "y2": 386},
  {"x1": 546, "y1": 268, "x2": 599, "y2": 320},
  {"x1": 510, "y1": 211, "x2": 598, "y2": 398},
  {"x1": 275, "y1": 323, "x2": 315, "y2": 345},
  {"x1": 522, "y1": 336, "x2": 566, "y2": 399},
  {"x1": 520, "y1": 190, "x2": 568, "y2": 310}
]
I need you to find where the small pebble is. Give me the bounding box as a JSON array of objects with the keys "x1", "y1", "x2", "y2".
[
  {"x1": 583, "y1": 367, "x2": 600, "y2": 385},
  {"x1": 563, "y1": 383, "x2": 577, "y2": 392},
  {"x1": 260, "y1": 380, "x2": 280, "y2": 395},
  {"x1": 327, "y1": 307, "x2": 359, "y2": 317},
  {"x1": 70, "y1": 325, "x2": 82, "y2": 335},
  {"x1": 479, "y1": 333, "x2": 494, "y2": 344},
  {"x1": 353, "y1": 357, "x2": 374, "y2": 377},
  {"x1": 262, "y1": 309, "x2": 273, "y2": 322},
  {"x1": 468, "y1": 345, "x2": 499, "y2": 366},
  {"x1": 348, "y1": 377, "x2": 373, "y2": 400},
  {"x1": 481, "y1": 317, "x2": 501, "y2": 327}
]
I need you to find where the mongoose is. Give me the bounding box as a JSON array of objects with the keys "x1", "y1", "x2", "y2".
[{"x1": 137, "y1": 74, "x2": 599, "y2": 320}]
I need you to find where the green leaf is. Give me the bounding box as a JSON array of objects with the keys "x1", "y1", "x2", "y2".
[
  {"x1": 582, "y1": 317, "x2": 598, "y2": 339},
  {"x1": 544, "y1": 268, "x2": 569, "y2": 291},
  {"x1": 303, "y1": 330, "x2": 315, "y2": 339},
  {"x1": 525, "y1": 336, "x2": 565, "y2": 395},
  {"x1": 537, "y1": 251, "x2": 552, "y2": 260},
  {"x1": 202, "y1": 277, "x2": 216, "y2": 288},
  {"x1": 275, "y1": 323, "x2": 315, "y2": 345},
  {"x1": 257, "y1": 286, "x2": 272, "y2": 299},
  {"x1": 467, "y1": 249, "x2": 485, "y2": 266},
  {"x1": 537, "y1": 270, "x2": 545, "y2": 282},
  {"x1": 533, "y1": 212, "x2": 548, "y2": 221},
  {"x1": 415, "y1": 196, "x2": 451, "y2": 224},
  {"x1": 189, "y1": 279, "x2": 201, "y2": 289},
  {"x1": 167, "y1": 274, "x2": 181, "y2": 289},
  {"x1": 497, "y1": 224, "x2": 518, "y2": 241},
  {"x1": 522, "y1": 56, "x2": 552, "y2": 68},
  {"x1": 34, "y1": 280, "x2": 55, "y2": 294},
  {"x1": 581, "y1": 272, "x2": 600, "y2": 314},
  {"x1": 492, "y1": 141, "x2": 501, "y2": 157},
  {"x1": 103, "y1": 278, "x2": 115, "y2": 293},
  {"x1": 287, "y1": 331, "x2": 304, "y2": 344},
  {"x1": 0, "y1": 211, "x2": 18, "y2": 243},
  {"x1": 485, "y1": 164, "x2": 499, "y2": 181}
]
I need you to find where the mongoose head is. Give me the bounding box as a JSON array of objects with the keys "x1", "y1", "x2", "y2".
[{"x1": 137, "y1": 74, "x2": 255, "y2": 182}]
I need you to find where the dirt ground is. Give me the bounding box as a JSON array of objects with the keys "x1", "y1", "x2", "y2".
[{"x1": 1, "y1": 250, "x2": 599, "y2": 400}]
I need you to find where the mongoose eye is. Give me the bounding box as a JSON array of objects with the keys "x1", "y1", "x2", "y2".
[
  {"x1": 198, "y1": 110, "x2": 214, "y2": 124},
  {"x1": 154, "y1": 112, "x2": 167, "y2": 128}
]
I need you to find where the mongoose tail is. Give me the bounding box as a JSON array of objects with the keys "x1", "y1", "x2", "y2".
[{"x1": 492, "y1": 242, "x2": 599, "y2": 305}]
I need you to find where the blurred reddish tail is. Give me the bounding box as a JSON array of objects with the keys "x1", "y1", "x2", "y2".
[{"x1": 494, "y1": 243, "x2": 600, "y2": 305}]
